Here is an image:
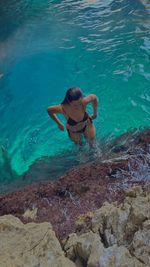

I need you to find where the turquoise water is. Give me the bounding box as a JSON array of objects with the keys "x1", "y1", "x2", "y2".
[{"x1": 0, "y1": 0, "x2": 150, "y2": 182}]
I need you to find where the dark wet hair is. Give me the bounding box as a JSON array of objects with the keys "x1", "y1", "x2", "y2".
[{"x1": 61, "y1": 87, "x2": 84, "y2": 104}]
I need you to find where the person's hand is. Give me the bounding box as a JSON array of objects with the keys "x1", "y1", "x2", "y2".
[
  {"x1": 90, "y1": 114, "x2": 97, "y2": 120},
  {"x1": 58, "y1": 123, "x2": 65, "y2": 131}
]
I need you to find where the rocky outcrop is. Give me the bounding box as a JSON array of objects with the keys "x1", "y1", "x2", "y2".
[
  {"x1": 0, "y1": 129, "x2": 150, "y2": 240},
  {"x1": 0, "y1": 186, "x2": 149, "y2": 267},
  {"x1": 63, "y1": 186, "x2": 150, "y2": 267},
  {"x1": 0, "y1": 215, "x2": 76, "y2": 267},
  {"x1": 90, "y1": 186, "x2": 150, "y2": 247},
  {"x1": 130, "y1": 219, "x2": 150, "y2": 266},
  {"x1": 0, "y1": 130, "x2": 149, "y2": 266}
]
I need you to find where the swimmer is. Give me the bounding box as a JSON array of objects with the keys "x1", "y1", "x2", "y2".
[{"x1": 47, "y1": 87, "x2": 98, "y2": 145}]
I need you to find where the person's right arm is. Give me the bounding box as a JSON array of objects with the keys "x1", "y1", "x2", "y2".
[{"x1": 47, "y1": 104, "x2": 65, "y2": 131}]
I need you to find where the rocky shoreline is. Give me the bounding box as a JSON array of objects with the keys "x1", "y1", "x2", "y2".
[
  {"x1": 0, "y1": 129, "x2": 150, "y2": 266},
  {"x1": 0, "y1": 186, "x2": 149, "y2": 267},
  {"x1": 0, "y1": 129, "x2": 150, "y2": 240},
  {"x1": 63, "y1": 185, "x2": 150, "y2": 267}
]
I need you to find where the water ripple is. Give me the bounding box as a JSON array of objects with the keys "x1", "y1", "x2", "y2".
[{"x1": 0, "y1": 0, "x2": 150, "y2": 177}]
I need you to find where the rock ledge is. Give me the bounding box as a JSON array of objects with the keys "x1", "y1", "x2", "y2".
[{"x1": 0, "y1": 186, "x2": 149, "y2": 267}]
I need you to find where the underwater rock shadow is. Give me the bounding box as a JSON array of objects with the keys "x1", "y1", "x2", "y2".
[
  {"x1": 21, "y1": 141, "x2": 103, "y2": 183},
  {"x1": 1, "y1": 127, "x2": 150, "y2": 195}
]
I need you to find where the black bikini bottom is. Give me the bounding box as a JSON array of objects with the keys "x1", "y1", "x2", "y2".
[{"x1": 67, "y1": 117, "x2": 93, "y2": 136}]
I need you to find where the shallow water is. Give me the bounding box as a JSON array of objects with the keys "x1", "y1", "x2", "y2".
[{"x1": 0, "y1": 0, "x2": 150, "y2": 187}]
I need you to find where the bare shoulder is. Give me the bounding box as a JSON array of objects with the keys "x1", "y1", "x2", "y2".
[
  {"x1": 82, "y1": 94, "x2": 98, "y2": 105},
  {"x1": 47, "y1": 104, "x2": 63, "y2": 114}
]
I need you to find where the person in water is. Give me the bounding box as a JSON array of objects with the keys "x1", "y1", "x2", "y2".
[{"x1": 47, "y1": 87, "x2": 98, "y2": 145}]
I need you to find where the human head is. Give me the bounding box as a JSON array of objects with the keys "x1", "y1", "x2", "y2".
[{"x1": 61, "y1": 87, "x2": 84, "y2": 105}]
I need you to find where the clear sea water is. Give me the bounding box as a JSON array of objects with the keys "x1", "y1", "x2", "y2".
[{"x1": 0, "y1": 0, "x2": 150, "y2": 189}]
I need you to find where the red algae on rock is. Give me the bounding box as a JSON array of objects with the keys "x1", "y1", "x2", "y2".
[{"x1": 0, "y1": 129, "x2": 150, "y2": 240}]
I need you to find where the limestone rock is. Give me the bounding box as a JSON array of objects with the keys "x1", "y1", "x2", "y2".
[
  {"x1": 131, "y1": 220, "x2": 150, "y2": 266},
  {"x1": 76, "y1": 232, "x2": 104, "y2": 262},
  {"x1": 0, "y1": 215, "x2": 76, "y2": 267},
  {"x1": 142, "y1": 219, "x2": 150, "y2": 230},
  {"x1": 125, "y1": 186, "x2": 144, "y2": 197},
  {"x1": 76, "y1": 211, "x2": 94, "y2": 234},
  {"x1": 125, "y1": 192, "x2": 150, "y2": 243},
  {"x1": 64, "y1": 231, "x2": 104, "y2": 263},
  {"x1": 91, "y1": 187, "x2": 150, "y2": 247},
  {"x1": 88, "y1": 245, "x2": 145, "y2": 267},
  {"x1": 64, "y1": 186, "x2": 150, "y2": 266},
  {"x1": 91, "y1": 201, "x2": 131, "y2": 246},
  {"x1": 1, "y1": 185, "x2": 150, "y2": 267},
  {"x1": 64, "y1": 233, "x2": 78, "y2": 260},
  {"x1": 23, "y1": 207, "x2": 38, "y2": 220},
  {"x1": 64, "y1": 234, "x2": 145, "y2": 267}
]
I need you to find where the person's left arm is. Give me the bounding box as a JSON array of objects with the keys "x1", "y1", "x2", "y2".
[{"x1": 82, "y1": 94, "x2": 98, "y2": 119}]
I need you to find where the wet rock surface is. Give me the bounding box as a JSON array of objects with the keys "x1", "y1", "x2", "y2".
[{"x1": 0, "y1": 129, "x2": 150, "y2": 240}]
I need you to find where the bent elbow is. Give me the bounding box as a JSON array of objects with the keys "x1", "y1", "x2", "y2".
[
  {"x1": 92, "y1": 94, "x2": 98, "y2": 103},
  {"x1": 95, "y1": 94, "x2": 98, "y2": 101},
  {"x1": 47, "y1": 107, "x2": 52, "y2": 115}
]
